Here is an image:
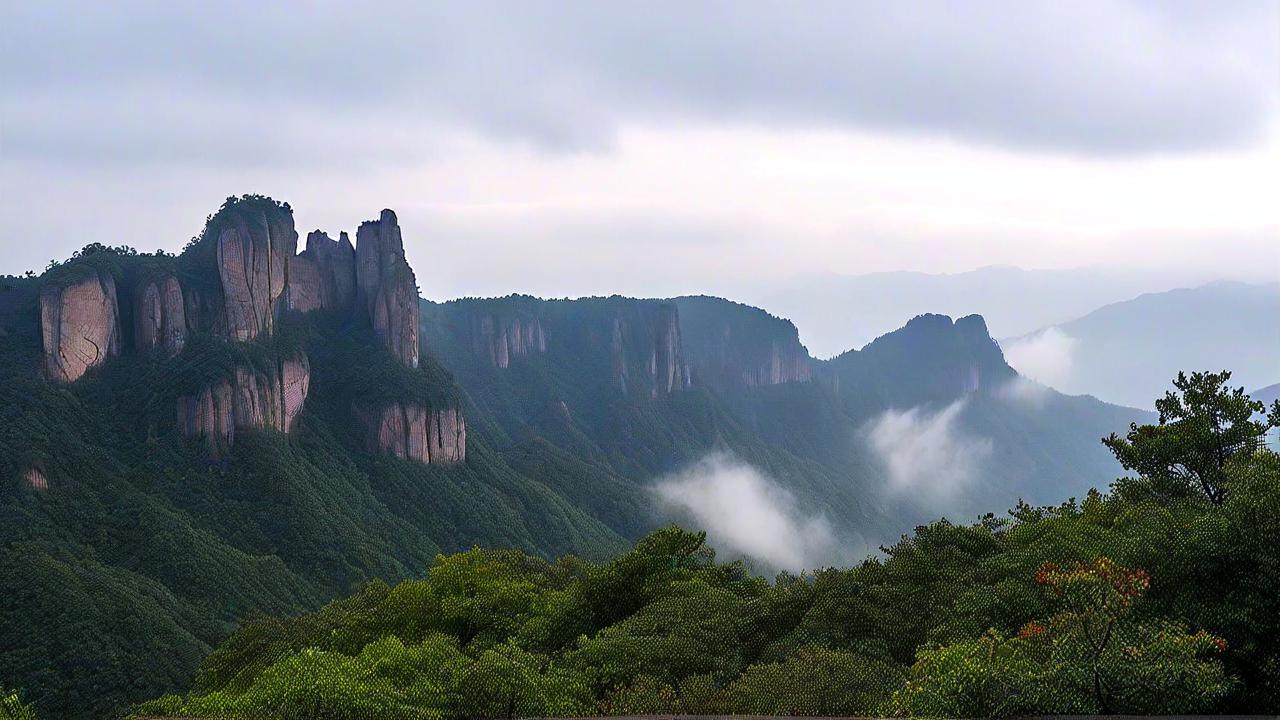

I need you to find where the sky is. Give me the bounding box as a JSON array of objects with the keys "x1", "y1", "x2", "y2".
[{"x1": 2, "y1": 1, "x2": 1278, "y2": 302}]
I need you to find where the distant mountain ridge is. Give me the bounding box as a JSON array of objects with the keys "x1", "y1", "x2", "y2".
[{"x1": 1001, "y1": 281, "x2": 1280, "y2": 408}]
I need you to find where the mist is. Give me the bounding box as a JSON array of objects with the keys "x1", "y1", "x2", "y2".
[
  {"x1": 651, "y1": 453, "x2": 836, "y2": 573},
  {"x1": 865, "y1": 399, "x2": 994, "y2": 509},
  {"x1": 1001, "y1": 327, "x2": 1077, "y2": 390}
]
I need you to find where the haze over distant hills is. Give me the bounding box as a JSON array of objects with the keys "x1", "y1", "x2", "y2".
[
  {"x1": 749, "y1": 265, "x2": 1208, "y2": 359},
  {"x1": 1001, "y1": 281, "x2": 1280, "y2": 409}
]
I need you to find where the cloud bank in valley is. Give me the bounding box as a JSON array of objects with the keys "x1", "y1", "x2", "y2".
[
  {"x1": 651, "y1": 453, "x2": 835, "y2": 573},
  {"x1": 865, "y1": 399, "x2": 993, "y2": 504}
]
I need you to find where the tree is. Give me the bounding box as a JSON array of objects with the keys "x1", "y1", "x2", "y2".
[
  {"x1": 0, "y1": 689, "x2": 39, "y2": 720},
  {"x1": 1103, "y1": 370, "x2": 1280, "y2": 504}
]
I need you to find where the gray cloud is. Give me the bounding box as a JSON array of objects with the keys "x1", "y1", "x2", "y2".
[{"x1": 2, "y1": 0, "x2": 1276, "y2": 169}]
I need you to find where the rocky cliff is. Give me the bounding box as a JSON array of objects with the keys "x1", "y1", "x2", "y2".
[
  {"x1": 177, "y1": 356, "x2": 311, "y2": 452},
  {"x1": 30, "y1": 196, "x2": 463, "y2": 466},
  {"x1": 357, "y1": 403, "x2": 466, "y2": 464},
  {"x1": 356, "y1": 210, "x2": 420, "y2": 369},
  {"x1": 214, "y1": 203, "x2": 297, "y2": 341},
  {"x1": 134, "y1": 275, "x2": 186, "y2": 355},
  {"x1": 474, "y1": 314, "x2": 547, "y2": 368},
  {"x1": 40, "y1": 270, "x2": 121, "y2": 383},
  {"x1": 288, "y1": 230, "x2": 356, "y2": 313},
  {"x1": 671, "y1": 295, "x2": 813, "y2": 388}
]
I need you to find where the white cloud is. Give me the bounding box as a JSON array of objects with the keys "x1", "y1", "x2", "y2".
[
  {"x1": 1001, "y1": 327, "x2": 1078, "y2": 389},
  {"x1": 651, "y1": 453, "x2": 835, "y2": 572},
  {"x1": 865, "y1": 399, "x2": 993, "y2": 501},
  {"x1": 994, "y1": 375, "x2": 1054, "y2": 409}
]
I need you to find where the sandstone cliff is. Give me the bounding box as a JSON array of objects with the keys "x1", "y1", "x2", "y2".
[
  {"x1": 177, "y1": 355, "x2": 311, "y2": 451},
  {"x1": 215, "y1": 203, "x2": 297, "y2": 340},
  {"x1": 357, "y1": 403, "x2": 466, "y2": 464},
  {"x1": 134, "y1": 275, "x2": 187, "y2": 355},
  {"x1": 356, "y1": 210, "x2": 420, "y2": 368},
  {"x1": 41, "y1": 270, "x2": 121, "y2": 383},
  {"x1": 288, "y1": 230, "x2": 356, "y2": 313}
]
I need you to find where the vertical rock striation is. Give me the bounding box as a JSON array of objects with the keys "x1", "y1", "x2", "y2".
[
  {"x1": 177, "y1": 356, "x2": 311, "y2": 452},
  {"x1": 289, "y1": 230, "x2": 357, "y2": 313},
  {"x1": 357, "y1": 403, "x2": 466, "y2": 465},
  {"x1": 216, "y1": 206, "x2": 297, "y2": 340},
  {"x1": 356, "y1": 210, "x2": 419, "y2": 368},
  {"x1": 134, "y1": 275, "x2": 187, "y2": 355},
  {"x1": 474, "y1": 314, "x2": 546, "y2": 368},
  {"x1": 41, "y1": 271, "x2": 121, "y2": 383}
]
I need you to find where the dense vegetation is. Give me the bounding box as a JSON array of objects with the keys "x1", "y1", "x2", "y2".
[{"x1": 127, "y1": 374, "x2": 1280, "y2": 718}]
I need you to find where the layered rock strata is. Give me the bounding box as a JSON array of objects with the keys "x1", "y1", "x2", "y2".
[{"x1": 41, "y1": 271, "x2": 121, "y2": 383}]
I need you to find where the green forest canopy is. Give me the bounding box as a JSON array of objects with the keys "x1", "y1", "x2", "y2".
[{"x1": 110, "y1": 372, "x2": 1280, "y2": 719}]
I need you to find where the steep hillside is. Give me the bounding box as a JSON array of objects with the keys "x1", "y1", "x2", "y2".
[
  {"x1": 1002, "y1": 281, "x2": 1280, "y2": 408},
  {"x1": 2, "y1": 198, "x2": 1152, "y2": 720}
]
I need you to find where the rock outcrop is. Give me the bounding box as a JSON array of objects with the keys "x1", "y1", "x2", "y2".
[
  {"x1": 134, "y1": 275, "x2": 187, "y2": 355},
  {"x1": 24, "y1": 468, "x2": 48, "y2": 491},
  {"x1": 288, "y1": 231, "x2": 356, "y2": 313},
  {"x1": 474, "y1": 314, "x2": 546, "y2": 368},
  {"x1": 41, "y1": 271, "x2": 121, "y2": 383},
  {"x1": 216, "y1": 206, "x2": 297, "y2": 340},
  {"x1": 358, "y1": 403, "x2": 466, "y2": 464},
  {"x1": 177, "y1": 356, "x2": 311, "y2": 451},
  {"x1": 356, "y1": 210, "x2": 419, "y2": 368}
]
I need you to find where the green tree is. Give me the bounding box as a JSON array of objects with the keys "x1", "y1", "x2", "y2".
[
  {"x1": 0, "y1": 689, "x2": 39, "y2": 720},
  {"x1": 1104, "y1": 370, "x2": 1280, "y2": 504}
]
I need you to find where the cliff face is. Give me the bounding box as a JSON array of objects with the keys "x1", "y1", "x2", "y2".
[
  {"x1": 32, "y1": 198, "x2": 462, "y2": 466},
  {"x1": 41, "y1": 271, "x2": 121, "y2": 383},
  {"x1": 135, "y1": 275, "x2": 186, "y2": 355},
  {"x1": 609, "y1": 305, "x2": 690, "y2": 397},
  {"x1": 474, "y1": 314, "x2": 547, "y2": 368},
  {"x1": 177, "y1": 356, "x2": 311, "y2": 452},
  {"x1": 288, "y1": 231, "x2": 356, "y2": 313},
  {"x1": 215, "y1": 205, "x2": 297, "y2": 341},
  {"x1": 358, "y1": 403, "x2": 466, "y2": 464},
  {"x1": 357, "y1": 210, "x2": 420, "y2": 369},
  {"x1": 671, "y1": 296, "x2": 812, "y2": 389}
]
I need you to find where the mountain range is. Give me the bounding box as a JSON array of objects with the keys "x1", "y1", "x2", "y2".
[
  {"x1": 1001, "y1": 281, "x2": 1280, "y2": 409},
  {"x1": 3, "y1": 196, "x2": 1152, "y2": 718}
]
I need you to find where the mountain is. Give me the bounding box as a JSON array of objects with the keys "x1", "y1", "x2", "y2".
[
  {"x1": 749, "y1": 265, "x2": 1193, "y2": 358},
  {"x1": 1001, "y1": 282, "x2": 1280, "y2": 409},
  {"x1": 1, "y1": 197, "x2": 1149, "y2": 719}
]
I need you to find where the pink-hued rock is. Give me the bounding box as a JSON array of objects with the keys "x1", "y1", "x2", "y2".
[
  {"x1": 285, "y1": 254, "x2": 324, "y2": 313},
  {"x1": 474, "y1": 315, "x2": 546, "y2": 368},
  {"x1": 177, "y1": 355, "x2": 311, "y2": 452},
  {"x1": 135, "y1": 275, "x2": 187, "y2": 355},
  {"x1": 356, "y1": 210, "x2": 420, "y2": 368},
  {"x1": 41, "y1": 271, "x2": 121, "y2": 383},
  {"x1": 24, "y1": 468, "x2": 48, "y2": 491},
  {"x1": 430, "y1": 407, "x2": 466, "y2": 463},
  {"x1": 216, "y1": 208, "x2": 297, "y2": 340},
  {"x1": 358, "y1": 402, "x2": 466, "y2": 465}
]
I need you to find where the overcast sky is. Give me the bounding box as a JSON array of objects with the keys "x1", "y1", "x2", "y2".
[{"x1": 2, "y1": 1, "x2": 1277, "y2": 300}]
